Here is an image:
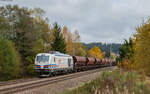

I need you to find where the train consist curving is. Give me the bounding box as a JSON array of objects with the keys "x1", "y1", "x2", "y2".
[{"x1": 35, "y1": 51, "x2": 116, "y2": 76}]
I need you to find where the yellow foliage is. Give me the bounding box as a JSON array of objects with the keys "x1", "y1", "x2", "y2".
[
  {"x1": 62, "y1": 26, "x2": 73, "y2": 55},
  {"x1": 62, "y1": 27, "x2": 87, "y2": 56},
  {"x1": 133, "y1": 19, "x2": 150, "y2": 75},
  {"x1": 88, "y1": 46, "x2": 103, "y2": 59},
  {"x1": 117, "y1": 62, "x2": 121, "y2": 68}
]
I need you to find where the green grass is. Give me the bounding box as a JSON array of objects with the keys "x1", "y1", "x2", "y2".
[{"x1": 61, "y1": 70, "x2": 150, "y2": 94}]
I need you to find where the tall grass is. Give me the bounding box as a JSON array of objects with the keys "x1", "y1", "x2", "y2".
[{"x1": 61, "y1": 70, "x2": 150, "y2": 94}]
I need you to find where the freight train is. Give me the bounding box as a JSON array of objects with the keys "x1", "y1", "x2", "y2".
[{"x1": 34, "y1": 51, "x2": 116, "y2": 76}]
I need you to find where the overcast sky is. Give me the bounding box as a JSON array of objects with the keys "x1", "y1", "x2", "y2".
[{"x1": 0, "y1": 0, "x2": 150, "y2": 43}]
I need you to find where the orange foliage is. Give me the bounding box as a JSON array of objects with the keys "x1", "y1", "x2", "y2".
[
  {"x1": 62, "y1": 26, "x2": 73, "y2": 55},
  {"x1": 120, "y1": 58, "x2": 133, "y2": 71}
]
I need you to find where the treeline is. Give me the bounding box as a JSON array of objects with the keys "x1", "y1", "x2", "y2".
[
  {"x1": 0, "y1": 5, "x2": 87, "y2": 81},
  {"x1": 0, "y1": 5, "x2": 118, "y2": 81},
  {"x1": 117, "y1": 19, "x2": 150, "y2": 75},
  {"x1": 84, "y1": 43, "x2": 121, "y2": 54}
]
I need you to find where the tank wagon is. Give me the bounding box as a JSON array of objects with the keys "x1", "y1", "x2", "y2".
[{"x1": 35, "y1": 51, "x2": 116, "y2": 76}]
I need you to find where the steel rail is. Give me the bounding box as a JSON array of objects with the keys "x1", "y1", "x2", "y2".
[
  {"x1": 0, "y1": 66, "x2": 115, "y2": 94},
  {"x1": 0, "y1": 78, "x2": 40, "y2": 87}
]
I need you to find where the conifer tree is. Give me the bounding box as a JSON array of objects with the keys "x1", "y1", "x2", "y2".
[{"x1": 51, "y1": 23, "x2": 67, "y2": 53}]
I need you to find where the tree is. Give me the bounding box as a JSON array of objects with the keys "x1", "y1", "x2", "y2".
[
  {"x1": 116, "y1": 39, "x2": 134, "y2": 70},
  {"x1": 62, "y1": 26, "x2": 73, "y2": 55},
  {"x1": 72, "y1": 30, "x2": 80, "y2": 42},
  {"x1": 51, "y1": 23, "x2": 67, "y2": 53},
  {"x1": 72, "y1": 30, "x2": 87, "y2": 56},
  {"x1": 134, "y1": 19, "x2": 150, "y2": 74},
  {"x1": 88, "y1": 46, "x2": 103, "y2": 59},
  {"x1": 0, "y1": 16, "x2": 10, "y2": 39},
  {"x1": 77, "y1": 43, "x2": 87, "y2": 56},
  {"x1": 118, "y1": 39, "x2": 134, "y2": 62},
  {"x1": 0, "y1": 5, "x2": 52, "y2": 75},
  {"x1": 32, "y1": 8, "x2": 52, "y2": 51},
  {"x1": 104, "y1": 50, "x2": 111, "y2": 58},
  {"x1": 0, "y1": 38, "x2": 21, "y2": 81}
]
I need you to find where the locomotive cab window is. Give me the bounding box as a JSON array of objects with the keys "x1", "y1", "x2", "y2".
[{"x1": 36, "y1": 55, "x2": 49, "y2": 62}]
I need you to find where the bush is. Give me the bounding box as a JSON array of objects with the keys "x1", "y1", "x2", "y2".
[
  {"x1": 118, "y1": 58, "x2": 134, "y2": 71},
  {"x1": 0, "y1": 38, "x2": 21, "y2": 81},
  {"x1": 61, "y1": 70, "x2": 150, "y2": 94},
  {"x1": 26, "y1": 64, "x2": 37, "y2": 76}
]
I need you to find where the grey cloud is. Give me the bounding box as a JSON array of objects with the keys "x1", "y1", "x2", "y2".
[{"x1": 1, "y1": 0, "x2": 150, "y2": 43}]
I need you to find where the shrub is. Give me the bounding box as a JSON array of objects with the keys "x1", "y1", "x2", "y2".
[
  {"x1": 0, "y1": 38, "x2": 21, "y2": 81},
  {"x1": 26, "y1": 64, "x2": 36, "y2": 76},
  {"x1": 61, "y1": 70, "x2": 150, "y2": 94}
]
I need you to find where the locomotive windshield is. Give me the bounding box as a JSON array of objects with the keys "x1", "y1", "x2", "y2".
[{"x1": 36, "y1": 55, "x2": 49, "y2": 62}]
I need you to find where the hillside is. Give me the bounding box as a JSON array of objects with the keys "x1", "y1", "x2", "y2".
[{"x1": 84, "y1": 42, "x2": 121, "y2": 54}]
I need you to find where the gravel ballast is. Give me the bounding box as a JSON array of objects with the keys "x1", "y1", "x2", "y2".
[{"x1": 16, "y1": 68, "x2": 116, "y2": 94}]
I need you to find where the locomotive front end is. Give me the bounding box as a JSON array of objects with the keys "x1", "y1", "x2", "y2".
[{"x1": 35, "y1": 53, "x2": 50, "y2": 76}]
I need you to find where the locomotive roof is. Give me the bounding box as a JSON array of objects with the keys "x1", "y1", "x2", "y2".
[
  {"x1": 37, "y1": 52, "x2": 71, "y2": 57},
  {"x1": 49, "y1": 51, "x2": 71, "y2": 57}
]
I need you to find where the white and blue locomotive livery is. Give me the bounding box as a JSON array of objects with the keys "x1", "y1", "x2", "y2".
[{"x1": 35, "y1": 51, "x2": 74, "y2": 76}]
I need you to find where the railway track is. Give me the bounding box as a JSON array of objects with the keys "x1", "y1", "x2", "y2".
[
  {"x1": 0, "y1": 66, "x2": 115, "y2": 94},
  {"x1": 0, "y1": 78, "x2": 40, "y2": 87}
]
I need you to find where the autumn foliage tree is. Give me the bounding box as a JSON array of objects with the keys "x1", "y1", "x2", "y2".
[
  {"x1": 88, "y1": 46, "x2": 103, "y2": 59},
  {"x1": 72, "y1": 30, "x2": 87, "y2": 56},
  {"x1": 117, "y1": 39, "x2": 135, "y2": 70},
  {"x1": 133, "y1": 19, "x2": 150, "y2": 74},
  {"x1": 62, "y1": 28, "x2": 87, "y2": 56},
  {"x1": 62, "y1": 26, "x2": 73, "y2": 55},
  {"x1": 117, "y1": 19, "x2": 150, "y2": 72}
]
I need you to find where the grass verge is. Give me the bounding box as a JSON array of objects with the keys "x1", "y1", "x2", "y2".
[{"x1": 61, "y1": 70, "x2": 150, "y2": 94}]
